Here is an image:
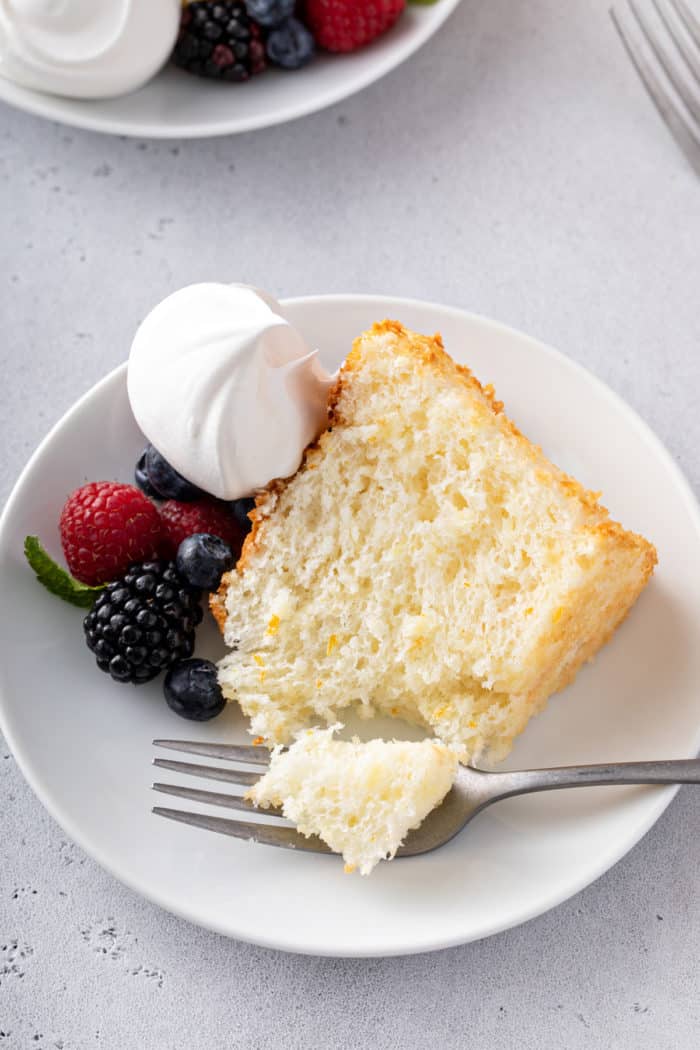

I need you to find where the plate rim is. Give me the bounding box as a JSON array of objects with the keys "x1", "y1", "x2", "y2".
[
  {"x1": 0, "y1": 0, "x2": 462, "y2": 139},
  {"x1": 1, "y1": 293, "x2": 699, "y2": 957}
]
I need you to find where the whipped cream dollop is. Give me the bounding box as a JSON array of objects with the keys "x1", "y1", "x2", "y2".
[
  {"x1": 0, "y1": 0, "x2": 180, "y2": 99},
  {"x1": 128, "y1": 283, "x2": 335, "y2": 501}
]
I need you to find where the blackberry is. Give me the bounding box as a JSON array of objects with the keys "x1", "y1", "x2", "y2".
[
  {"x1": 173, "y1": 1, "x2": 266, "y2": 81},
  {"x1": 83, "y1": 560, "x2": 203, "y2": 684}
]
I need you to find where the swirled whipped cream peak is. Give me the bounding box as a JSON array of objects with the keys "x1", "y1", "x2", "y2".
[
  {"x1": 127, "y1": 283, "x2": 335, "y2": 502},
  {"x1": 0, "y1": 0, "x2": 180, "y2": 99}
]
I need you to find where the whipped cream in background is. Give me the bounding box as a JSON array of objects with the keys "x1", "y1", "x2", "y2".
[
  {"x1": 0, "y1": 0, "x2": 180, "y2": 99},
  {"x1": 128, "y1": 284, "x2": 335, "y2": 501}
]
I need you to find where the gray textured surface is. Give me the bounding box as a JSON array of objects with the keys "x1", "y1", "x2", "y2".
[{"x1": 1, "y1": 0, "x2": 699, "y2": 1046}]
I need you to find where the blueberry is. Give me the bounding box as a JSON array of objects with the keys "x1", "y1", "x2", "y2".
[
  {"x1": 245, "y1": 0, "x2": 294, "y2": 27},
  {"x1": 144, "y1": 444, "x2": 203, "y2": 501},
  {"x1": 230, "y1": 496, "x2": 255, "y2": 534},
  {"x1": 176, "y1": 533, "x2": 235, "y2": 591},
  {"x1": 134, "y1": 447, "x2": 161, "y2": 499},
  {"x1": 265, "y1": 17, "x2": 314, "y2": 70},
  {"x1": 163, "y1": 659, "x2": 226, "y2": 721}
]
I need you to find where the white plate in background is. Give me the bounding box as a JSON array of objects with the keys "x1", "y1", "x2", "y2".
[
  {"x1": 1, "y1": 294, "x2": 699, "y2": 956},
  {"x1": 0, "y1": 3, "x2": 462, "y2": 138}
]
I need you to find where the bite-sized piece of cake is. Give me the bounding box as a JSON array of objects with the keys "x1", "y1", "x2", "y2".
[
  {"x1": 214, "y1": 321, "x2": 657, "y2": 762},
  {"x1": 247, "y1": 727, "x2": 458, "y2": 875}
]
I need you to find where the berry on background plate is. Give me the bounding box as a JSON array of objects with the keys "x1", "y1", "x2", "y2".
[
  {"x1": 266, "y1": 16, "x2": 315, "y2": 69},
  {"x1": 173, "y1": 1, "x2": 266, "y2": 81},
  {"x1": 60, "y1": 481, "x2": 165, "y2": 586},
  {"x1": 160, "y1": 497, "x2": 246, "y2": 557},
  {"x1": 245, "y1": 0, "x2": 295, "y2": 26},
  {"x1": 83, "y1": 560, "x2": 203, "y2": 684},
  {"x1": 305, "y1": 0, "x2": 406, "y2": 53}
]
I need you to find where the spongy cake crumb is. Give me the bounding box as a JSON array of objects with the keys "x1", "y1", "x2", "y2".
[{"x1": 247, "y1": 727, "x2": 458, "y2": 875}]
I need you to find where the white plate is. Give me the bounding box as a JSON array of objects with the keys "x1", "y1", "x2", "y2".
[
  {"x1": 0, "y1": 3, "x2": 461, "y2": 138},
  {"x1": 2, "y1": 295, "x2": 700, "y2": 958}
]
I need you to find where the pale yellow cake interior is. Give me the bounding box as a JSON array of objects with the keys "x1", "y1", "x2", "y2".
[
  {"x1": 247, "y1": 727, "x2": 458, "y2": 875},
  {"x1": 215, "y1": 321, "x2": 656, "y2": 762}
]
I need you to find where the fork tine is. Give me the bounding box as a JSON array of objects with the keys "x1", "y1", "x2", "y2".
[
  {"x1": 632, "y1": 0, "x2": 700, "y2": 123},
  {"x1": 655, "y1": 0, "x2": 700, "y2": 84},
  {"x1": 670, "y1": 0, "x2": 700, "y2": 49},
  {"x1": 152, "y1": 781, "x2": 279, "y2": 815},
  {"x1": 611, "y1": 4, "x2": 700, "y2": 174},
  {"x1": 152, "y1": 807, "x2": 331, "y2": 853},
  {"x1": 153, "y1": 739, "x2": 270, "y2": 766},
  {"x1": 153, "y1": 757, "x2": 260, "y2": 787}
]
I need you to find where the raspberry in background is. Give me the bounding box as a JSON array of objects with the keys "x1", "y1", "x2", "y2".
[
  {"x1": 60, "y1": 482, "x2": 165, "y2": 586},
  {"x1": 160, "y1": 498, "x2": 246, "y2": 558},
  {"x1": 304, "y1": 0, "x2": 405, "y2": 53}
]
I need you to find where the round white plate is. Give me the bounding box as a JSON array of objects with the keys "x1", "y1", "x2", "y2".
[
  {"x1": 2, "y1": 295, "x2": 700, "y2": 957},
  {"x1": 0, "y1": 3, "x2": 461, "y2": 138}
]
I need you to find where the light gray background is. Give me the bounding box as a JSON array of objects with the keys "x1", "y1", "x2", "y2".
[{"x1": 1, "y1": 0, "x2": 699, "y2": 1046}]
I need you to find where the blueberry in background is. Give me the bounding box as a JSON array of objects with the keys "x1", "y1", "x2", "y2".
[
  {"x1": 176, "y1": 533, "x2": 235, "y2": 591},
  {"x1": 230, "y1": 496, "x2": 256, "y2": 534},
  {"x1": 266, "y1": 17, "x2": 315, "y2": 70},
  {"x1": 134, "y1": 447, "x2": 161, "y2": 499},
  {"x1": 144, "y1": 444, "x2": 203, "y2": 501},
  {"x1": 164, "y1": 658, "x2": 226, "y2": 721},
  {"x1": 245, "y1": 0, "x2": 294, "y2": 26}
]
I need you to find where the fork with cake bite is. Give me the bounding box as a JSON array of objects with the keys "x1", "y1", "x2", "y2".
[{"x1": 152, "y1": 738, "x2": 700, "y2": 865}]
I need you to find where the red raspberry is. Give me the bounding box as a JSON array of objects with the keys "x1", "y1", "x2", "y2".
[
  {"x1": 59, "y1": 482, "x2": 164, "y2": 586},
  {"x1": 160, "y1": 499, "x2": 246, "y2": 559},
  {"x1": 304, "y1": 0, "x2": 405, "y2": 53}
]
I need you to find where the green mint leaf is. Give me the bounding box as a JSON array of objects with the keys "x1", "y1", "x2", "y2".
[{"x1": 24, "y1": 536, "x2": 105, "y2": 609}]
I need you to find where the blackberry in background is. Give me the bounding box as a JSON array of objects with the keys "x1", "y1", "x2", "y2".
[{"x1": 173, "y1": 1, "x2": 266, "y2": 81}]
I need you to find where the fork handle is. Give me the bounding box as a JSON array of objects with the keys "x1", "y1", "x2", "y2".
[{"x1": 484, "y1": 758, "x2": 700, "y2": 803}]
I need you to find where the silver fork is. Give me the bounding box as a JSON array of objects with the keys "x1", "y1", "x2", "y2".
[
  {"x1": 152, "y1": 739, "x2": 700, "y2": 857},
  {"x1": 611, "y1": 0, "x2": 700, "y2": 174}
]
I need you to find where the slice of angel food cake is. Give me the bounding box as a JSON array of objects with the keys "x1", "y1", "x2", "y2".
[{"x1": 213, "y1": 320, "x2": 656, "y2": 767}]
